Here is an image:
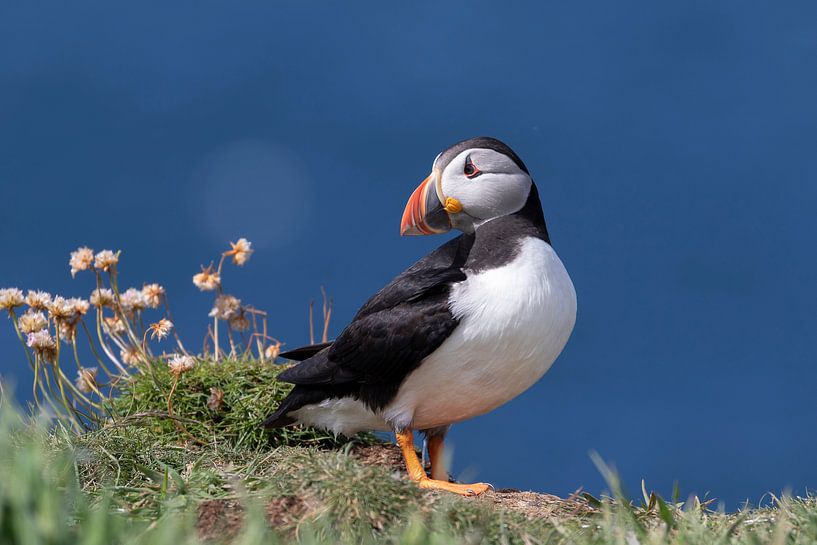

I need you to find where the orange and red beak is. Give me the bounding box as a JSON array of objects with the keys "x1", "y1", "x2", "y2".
[{"x1": 400, "y1": 174, "x2": 452, "y2": 236}]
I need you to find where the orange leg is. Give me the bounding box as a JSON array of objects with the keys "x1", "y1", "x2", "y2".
[
  {"x1": 396, "y1": 429, "x2": 490, "y2": 496},
  {"x1": 427, "y1": 434, "x2": 448, "y2": 481}
]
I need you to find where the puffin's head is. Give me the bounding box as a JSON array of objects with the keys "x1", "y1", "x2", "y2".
[{"x1": 400, "y1": 137, "x2": 532, "y2": 236}]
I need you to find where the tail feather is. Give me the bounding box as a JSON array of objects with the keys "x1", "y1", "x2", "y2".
[
  {"x1": 279, "y1": 342, "x2": 333, "y2": 361},
  {"x1": 262, "y1": 410, "x2": 295, "y2": 429},
  {"x1": 262, "y1": 386, "x2": 329, "y2": 429}
]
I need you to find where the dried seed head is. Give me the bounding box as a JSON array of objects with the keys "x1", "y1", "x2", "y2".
[
  {"x1": 207, "y1": 387, "x2": 224, "y2": 411},
  {"x1": 69, "y1": 247, "x2": 94, "y2": 277},
  {"x1": 58, "y1": 321, "x2": 77, "y2": 343},
  {"x1": 67, "y1": 297, "x2": 90, "y2": 316},
  {"x1": 26, "y1": 290, "x2": 52, "y2": 310},
  {"x1": 192, "y1": 265, "x2": 221, "y2": 292},
  {"x1": 228, "y1": 312, "x2": 250, "y2": 332},
  {"x1": 18, "y1": 310, "x2": 48, "y2": 334},
  {"x1": 120, "y1": 288, "x2": 148, "y2": 313},
  {"x1": 227, "y1": 238, "x2": 253, "y2": 266},
  {"x1": 76, "y1": 367, "x2": 98, "y2": 393},
  {"x1": 94, "y1": 250, "x2": 119, "y2": 272},
  {"x1": 90, "y1": 288, "x2": 114, "y2": 308},
  {"x1": 26, "y1": 329, "x2": 55, "y2": 349},
  {"x1": 104, "y1": 316, "x2": 126, "y2": 335},
  {"x1": 47, "y1": 296, "x2": 76, "y2": 321},
  {"x1": 209, "y1": 294, "x2": 241, "y2": 320},
  {"x1": 265, "y1": 342, "x2": 281, "y2": 361},
  {"x1": 26, "y1": 330, "x2": 57, "y2": 362},
  {"x1": 0, "y1": 288, "x2": 25, "y2": 311},
  {"x1": 168, "y1": 354, "x2": 195, "y2": 376},
  {"x1": 142, "y1": 283, "x2": 165, "y2": 309},
  {"x1": 120, "y1": 346, "x2": 140, "y2": 365},
  {"x1": 148, "y1": 318, "x2": 173, "y2": 340}
]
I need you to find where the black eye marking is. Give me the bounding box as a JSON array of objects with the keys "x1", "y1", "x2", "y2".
[{"x1": 464, "y1": 156, "x2": 482, "y2": 179}]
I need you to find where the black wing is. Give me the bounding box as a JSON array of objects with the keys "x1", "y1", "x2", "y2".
[
  {"x1": 274, "y1": 234, "x2": 473, "y2": 411},
  {"x1": 350, "y1": 233, "x2": 473, "y2": 320}
]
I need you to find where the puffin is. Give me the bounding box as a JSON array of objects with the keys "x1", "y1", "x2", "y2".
[{"x1": 264, "y1": 137, "x2": 577, "y2": 496}]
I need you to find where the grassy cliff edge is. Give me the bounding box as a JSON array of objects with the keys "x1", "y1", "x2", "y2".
[{"x1": 0, "y1": 359, "x2": 815, "y2": 544}]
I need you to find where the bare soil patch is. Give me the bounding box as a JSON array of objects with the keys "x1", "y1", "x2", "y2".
[{"x1": 197, "y1": 499, "x2": 245, "y2": 542}]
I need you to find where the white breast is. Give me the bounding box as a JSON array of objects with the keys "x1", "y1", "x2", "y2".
[{"x1": 383, "y1": 237, "x2": 577, "y2": 430}]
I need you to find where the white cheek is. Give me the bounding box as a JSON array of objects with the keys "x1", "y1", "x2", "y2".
[{"x1": 443, "y1": 173, "x2": 530, "y2": 220}]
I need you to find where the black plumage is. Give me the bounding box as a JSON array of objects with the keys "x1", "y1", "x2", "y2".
[
  {"x1": 263, "y1": 233, "x2": 473, "y2": 428},
  {"x1": 461, "y1": 183, "x2": 550, "y2": 272},
  {"x1": 435, "y1": 136, "x2": 530, "y2": 175},
  {"x1": 279, "y1": 342, "x2": 333, "y2": 361}
]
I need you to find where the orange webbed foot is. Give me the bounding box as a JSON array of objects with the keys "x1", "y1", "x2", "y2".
[
  {"x1": 396, "y1": 428, "x2": 492, "y2": 497},
  {"x1": 417, "y1": 478, "x2": 492, "y2": 496}
]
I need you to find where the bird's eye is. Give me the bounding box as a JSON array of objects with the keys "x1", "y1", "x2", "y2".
[{"x1": 464, "y1": 157, "x2": 481, "y2": 179}]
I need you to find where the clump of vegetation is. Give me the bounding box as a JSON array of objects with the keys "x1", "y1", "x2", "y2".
[
  {"x1": 0, "y1": 238, "x2": 291, "y2": 432},
  {"x1": 112, "y1": 356, "x2": 367, "y2": 449}
]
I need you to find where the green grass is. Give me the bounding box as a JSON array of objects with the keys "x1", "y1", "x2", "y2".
[
  {"x1": 2, "y1": 359, "x2": 817, "y2": 544},
  {"x1": 110, "y1": 357, "x2": 371, "y2": 449}
]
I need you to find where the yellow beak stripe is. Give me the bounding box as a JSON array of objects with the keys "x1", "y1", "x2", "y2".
[{"x1": 443, "y1": 197, "x2": 463, "y2": 214}]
